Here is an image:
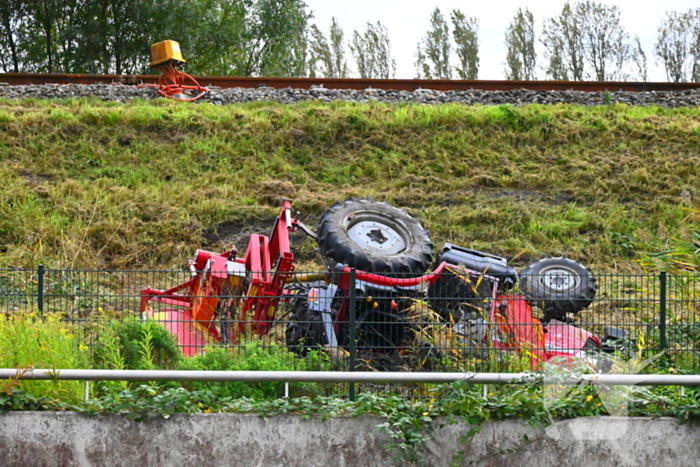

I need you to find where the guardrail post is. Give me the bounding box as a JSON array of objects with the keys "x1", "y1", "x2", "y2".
[
  {"x1": 349, "y1": 268, "x2": 357, "y2": 401},
  {"x1": 37, "y1": 264, "x2": 45, "y2": 316},
  {"x1": 659, "y1": 271, "x2": 667, "y2": 351}
]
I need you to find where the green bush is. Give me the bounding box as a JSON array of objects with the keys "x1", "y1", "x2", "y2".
[
  {"x1": 177, "y1": 343, "x2": 331, "y2": 400},
  {"x1": 93, "y1": 320, "x2": 181, "y2": 370}
]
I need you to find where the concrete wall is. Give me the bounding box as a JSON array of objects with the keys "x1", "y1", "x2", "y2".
[{"x1": 0, "y1": 413, "x2": 697, "y2": 466}]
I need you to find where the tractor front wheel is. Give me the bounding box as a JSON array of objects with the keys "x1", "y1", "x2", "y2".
[{"x1": 520, "y1": 256, "x2": 596, "y2": 321}]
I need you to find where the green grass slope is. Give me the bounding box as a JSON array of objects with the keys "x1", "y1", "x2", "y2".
[{"x1": 0, "y1": 97, "x2": 698, "y2": 272}]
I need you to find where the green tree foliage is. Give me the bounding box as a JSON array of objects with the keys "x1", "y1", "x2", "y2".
[
  {"x1": 631, "y1": 36, "x2": 647, "y2": 82},
  {"x1": 504, "y1": 8, "x2": 536, "y2": 80},
  {"x1": 541, "y1": 0, "x2": 646, "y2": 81},
  {"x1": 541, "y1": 3, "x2": 587, "y2": 81},
  {"x1": 24, "y1": 0, "x2": 86, "y2": 73},
  {"x1": 71, "y1": 0, "x2": 173, "y2": 74},
  {"x1": 244, "y1": 0, "x2": 310, "y2": 77},
  {"x1": 0, "y1": 0, "x2": 29, "y2": 72},
  {"x1": 349, "y1": 21, "x2": 396, "y2": 79},
  {"x1": 5, "y1": 1, "x2": 698, "y2": 83},
  {"x1": 21, "y1": 0, "x2": 193, "y2": 74},
  {"x1": 308, "y1": 17, "x2": 349, "y2": 78},
  {"x1": 541, "y1": 1, "x2": 644, "y2": 81},
  {"x1": 577, "y1": 1, "x2": 631, "y2": 81},
  {"x1": 415, "y1": 7, "x2": 451, "y2": 79},
  {"x1": 0, "y1": 0, "x2": 310, "y2": 76},
  {"x1": 694, "y1": 12, "x2": 700, "y2": 82},
  {"x1": 655, "y1": 10, "x2": 700, "y2": 83},
  {"x1": 452, "y1": 10, "x2": 479, "y2": 80},
  {"x1": 146, "y1": 0, "x2": 250, "y2": 76}
]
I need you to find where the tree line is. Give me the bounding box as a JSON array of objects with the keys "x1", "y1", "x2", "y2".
[
  {"x1": 0, "y1": 0, "x2": 310, "y2": 76},
  {"x1": 1, "y1": 0, "x2": 699, "y2": 82}
]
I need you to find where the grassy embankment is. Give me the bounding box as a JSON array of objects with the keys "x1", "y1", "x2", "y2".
[{"x1": 0, "y1": 97, "x2": 698, "y2": 272}]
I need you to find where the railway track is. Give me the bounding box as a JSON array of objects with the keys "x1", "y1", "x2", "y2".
[{"x1": 2, "y1": 73, "x2": 700, "y2": 92}]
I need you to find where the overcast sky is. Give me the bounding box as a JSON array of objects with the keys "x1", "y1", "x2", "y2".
[{"x1": 305, "y1": 0, "x2": 698, "y2": 81}]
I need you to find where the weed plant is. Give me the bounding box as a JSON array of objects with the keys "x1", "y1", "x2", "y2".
[
  {"x1": 176, "y1": 343, "x2": 333, "y2": 400},
  {"x1": 0, "y1": 313, "x2": 88, "y2": 403},
  {"x1": 92, "y1": 319, "x2": 181, "y2": 370}
]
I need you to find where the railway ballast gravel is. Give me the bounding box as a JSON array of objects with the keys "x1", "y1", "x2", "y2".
[{"x1": 2, "y1": 83, "x2": 700, "y2": 107}]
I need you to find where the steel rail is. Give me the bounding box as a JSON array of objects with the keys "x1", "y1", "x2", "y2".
[
  {"x1": 2, "y1": 73, "x2": 700, "y2": 92},
  {"x1": 2, "y1": 369, "x2": 700, "y2": 386}
]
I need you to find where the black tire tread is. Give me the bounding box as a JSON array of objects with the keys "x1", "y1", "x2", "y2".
[{"x1": 317, "y1": 198, "x2": 433, "y2": 275}]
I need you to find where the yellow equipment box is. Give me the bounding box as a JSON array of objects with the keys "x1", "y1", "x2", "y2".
[{"x1": 150, "y1": 40, "x2": 186, "y2": 67}]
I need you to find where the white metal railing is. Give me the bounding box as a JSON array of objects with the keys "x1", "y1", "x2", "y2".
[{"x1": 2, "y1": 369, "x2": 700, "y2": 386}]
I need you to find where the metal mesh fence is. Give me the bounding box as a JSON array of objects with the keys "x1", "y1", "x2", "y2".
[{"x1": 1, "y1": 266, "x2": 699, "y2": 397}]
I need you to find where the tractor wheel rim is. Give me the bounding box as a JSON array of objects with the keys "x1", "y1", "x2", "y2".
[
  {"x1": 347, "y1": 220, "x2": 407, "y2": 254},
  {"x1": 538, "y1": 267, "x2": 580, "y2": 292}
]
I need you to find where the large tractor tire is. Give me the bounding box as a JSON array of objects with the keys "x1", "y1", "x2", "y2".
[
  {"x1": 317, "y1": 198, "x2": 433, "y2": 275},
  {"x1": 520, "y1": 256, "x2": 596, "y2": 321}
]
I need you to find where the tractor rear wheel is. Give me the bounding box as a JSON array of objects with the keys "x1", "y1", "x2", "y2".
[
  {"x1": 317, "y1": 198, "x2": 433, "y2": 275},
  {"x1": 520, "y1": 256, "x2": 596, "y2": 320}
]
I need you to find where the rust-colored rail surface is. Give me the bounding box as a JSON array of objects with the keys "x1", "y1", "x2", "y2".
[{"x1": 1, "y1": 73, "x2": 700, "y2": 92}]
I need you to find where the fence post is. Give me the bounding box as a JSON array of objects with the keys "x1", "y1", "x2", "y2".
[
  {"x1": 37, "y1": 264, "x2": 45, "y2": 316},
  {"x1": 348, "y1": 268, "x2": 357, "y2": 401},
  {"x1": 659, "y1": 271, "x2": 667, "y2": 351}
]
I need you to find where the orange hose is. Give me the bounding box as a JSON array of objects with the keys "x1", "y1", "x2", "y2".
[{"x1": 140, "y1": 62, "x2": 208, "y2": 101}]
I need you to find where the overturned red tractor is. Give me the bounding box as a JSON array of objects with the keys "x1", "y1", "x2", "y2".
[{"x1": 141, "y1": 198, "x2": 619, "y2": 369}]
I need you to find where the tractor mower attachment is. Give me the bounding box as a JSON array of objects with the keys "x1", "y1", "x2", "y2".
[{"x1": 140, "y1": 200, "x2": 308, "y2": 356}]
